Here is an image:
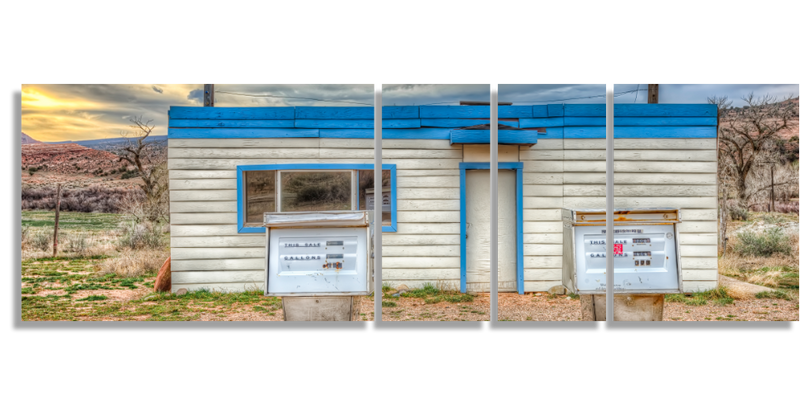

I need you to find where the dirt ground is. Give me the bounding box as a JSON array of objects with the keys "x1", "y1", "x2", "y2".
[{"x1": 384, "y1": 291, "x2": 797, "y2": 321}]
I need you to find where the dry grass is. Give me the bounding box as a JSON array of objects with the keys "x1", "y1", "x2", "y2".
[{"x1": 98, "y1": 248, "x2": 169, "y2": 277}]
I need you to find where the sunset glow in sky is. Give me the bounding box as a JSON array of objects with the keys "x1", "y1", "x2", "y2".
[{"x1": 21, "y1": 84, "x2": 797, "y2": 143}]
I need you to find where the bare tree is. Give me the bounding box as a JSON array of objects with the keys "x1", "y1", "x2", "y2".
[
  {"x1": 717, "y1": 93, "x2": 797, "y2": 203},
  {"x1": 118, "y1": 116, "x2": 169, "y2": 223},
  {"x1": 708, "y1": 96, "x2": 733, "y2": 253}
]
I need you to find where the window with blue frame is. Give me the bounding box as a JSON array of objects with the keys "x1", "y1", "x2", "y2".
[{"x1": 238, "y1": 164, "x2": 397, "y2": 233}]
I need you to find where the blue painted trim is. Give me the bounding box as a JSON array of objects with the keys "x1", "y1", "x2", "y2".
[
  {"x1": 533, "y1": 105, "x2": 548, "y2": 117},
  {"x1": 169, "y1": 128, "x2": 318, "y2": 139},
  {"x1": 564, "y1": 126, "x2": 717, "y2": 139},
  {"x1": 169, "y1": 106, "x2": 294, "y2": 120},
  {"x1": 295, "y1": 106, "x2": 372, "y2": 119},
  {"x1": 236, "y1": 164, "x2": 398, "y2": 233},
  {"x1": 385, "y1": 128, "x2": 451, "y2": 139},
  {"x1": 519, "y1": 117, "x2": 564, "y2": 128},
  {"x1": 458, "y1": 162, "x2": 525, "y2": 294},
  {"x1": 418, "y1": 105, "x2": 538, "y2": 119},
  {"x1": 450, "y1": 130, "x2": 538, "y2": 145},
  {"x1": 383, "y1": 106, "x2": 419, "y2": 119},
  {"x1": 542, "y1": 127, "x2": 563, "y2": 138},
  {"x1": 319, "y1": 129, "x2": 373, "y2": 138},
  {"x1": 548, "y1": 104, "x2": 564, "y2": 117},
  {"x1": 294, "y1": 119, "x2": 420, "y2": 129},
  {"x1": 564, "y1": 104, "x2": 717, "y2": 117},
  {"x1": 169, "y1": 119, "x2": 295, "y2": 128},
  {"x1": 564, "y1": 116, "x2": 718, "y2": 126},
  {"x1": 421, "y1": 118, "x2": 519, "y2": 128}
]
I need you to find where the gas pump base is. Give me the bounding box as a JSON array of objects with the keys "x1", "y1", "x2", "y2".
[
  {"x1": 580, "y1": 294, "x2": 665, "y2": 321},
  {"x1": 282, "y1": 296, "x2": 357, "y2": 321}
]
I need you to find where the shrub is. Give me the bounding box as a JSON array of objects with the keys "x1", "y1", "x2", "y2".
[
  {"x1": 31, "y1": 232, "x2": 51, "y2": 251},
  {"x1": 729, "y1": 204, "x2": 749, "y2": 221},
  {"x1": 64, "y1": 234, "x2": 90, "y2": 255},
  {"x1": 734, "y1": 227, "x2": 793, "y2": 257},
  {"x1": 118, "y1": 222, "x2": 166, "y2": 250},
  {"x1": 21, "y1": 185, "x2": 145, "y2": 213},
  {"x1": 382, "y1": 301, "x2": 397, "y2": 307}
]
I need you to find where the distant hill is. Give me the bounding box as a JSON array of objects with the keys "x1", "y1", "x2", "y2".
[
  {"x1": 47, "y1": 135, "x2": 168, "y2": 151},
  {"x1": 21, "y1": 132, "x2": 41, "y2": 145}
]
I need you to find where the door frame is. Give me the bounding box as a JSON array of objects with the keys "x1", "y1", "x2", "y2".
[{"x1": 458, "y1": 162, "x2": 524, "y2": 294}]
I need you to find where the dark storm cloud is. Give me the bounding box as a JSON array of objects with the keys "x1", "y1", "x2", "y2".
[
  {"x1": 382, "y1": 84, "x2": 489, "y2": 106},
  {"x1": 214, "y1": 84, "x2": 374, "y2": 107}
]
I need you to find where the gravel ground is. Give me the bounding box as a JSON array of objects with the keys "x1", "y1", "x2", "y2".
[{"x1": 381, "y1": 293, "x2": 490, "y2": 321}]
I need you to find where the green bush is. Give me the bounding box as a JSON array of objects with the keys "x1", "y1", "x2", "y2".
[
  {"x1": 734, "y1": 228, "x2": 792, "y2": 257},
  {"x1": 729, "y1": 205, "x2": 749, "y2": 221}
]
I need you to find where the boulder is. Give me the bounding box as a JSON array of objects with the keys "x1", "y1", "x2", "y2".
[
  {"x1": 547, "y1": 285, "x2": 567, "y2": 295},
  {"x1": 154, "y1": 257, "x2": 171, "y2": 292}
]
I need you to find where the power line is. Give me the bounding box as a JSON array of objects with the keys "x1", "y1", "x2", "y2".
[{"x1": 217, "y1": 90, "x2": 372, "y2": 106}]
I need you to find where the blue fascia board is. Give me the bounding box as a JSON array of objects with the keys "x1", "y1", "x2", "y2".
[
  {"x1": 421, "y1": 105, "x2": 489, "y2": 119},
  {"x1": 533, "y1": 105, "x2": 549, "y2": 117},
  {"x1": 519, "y1": 117, "x2": 564, "y2": 128},
  {"x1": 458, "y1": 161, "x2": 524, "y2": 294},
  {"x1": 383, "y1": 106, "x2": 419, "y2": 119},
  {"x1": 296, "y1": 119, "x2": 420, "y2": 129},
  {"x1": 548, "y1": 104, "x2": 564, "y2": 117},
  {"x1": 450, "y1": 130, "x2": 538, "y2": 145},
  {"x1": 169, "y1": 106, "x2": 295, "y2": 120},
  {"x1": 421, "y1": 118, "x2": 519, "y2": 128},
  {"x1": 295, "y1": 106, "x2": 373, "y2": 119},
  {"x1": 169, "y1": 119, "x2": 296, "y2": 128},
  {"x1": 169, "y1": 128, "x2": 319, "y2": 139},
  {"x1": 499, "y1": 105, "x2": 534, "y2": 118},
  {"x1": 564, "y1": 104, "x2": 718, "y2": 117},
  {"x1": 236, "y1": 163, "x2": 398, "y2": 233}
]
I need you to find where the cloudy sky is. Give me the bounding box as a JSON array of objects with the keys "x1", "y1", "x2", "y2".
[{"x1": 22, "y1": 84, "x2": 797, "y2": 142}]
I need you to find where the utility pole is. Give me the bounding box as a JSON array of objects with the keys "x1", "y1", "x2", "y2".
[
  {"x1": 53, "y1": 184, "x2": 62, "y2": 257},
  {"x1": 647, "y1": 84, "x2": 659, "y2": 104},
  {"x1": 204, "y1": 84, "x2": 215, "y2": 107},
  {"x1": 770, "y1": 164, "x2": 775, "y2": 212}
]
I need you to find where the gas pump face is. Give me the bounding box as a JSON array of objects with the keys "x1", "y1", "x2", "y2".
[
  {"x1": 574, "y1": 224, "x2": 680, "y2": 293},
  {"x1": 267, "y1": 227, "x2": 368, "y2": 294}
]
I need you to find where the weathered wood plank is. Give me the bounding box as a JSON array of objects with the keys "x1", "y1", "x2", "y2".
[
  {"x1": 396, "y1": 169, "x2": 461, "y2": 177},
  {"x1": 397, "y1": 176, "x2": 460, "y2": 188},
  {"x1": 385, "y1": 139, "x2": 460, "y2": 149},
  {"x1": 381, "y1": 268, "x2": 460, "y2": 280},
  {"x1": 171, "y1": 236, "x2": 265, "y2": 248},
  {"x1": 421, "y1": 118, "x2": 520, "y2": 128},
  {"x1": 682, "y1": 281, "x2": 718, "y2": 293},
  {"x1": 169, "y1": 128, "x2": 319, "y2": 139},
  {"x1": 564, "y1": 116, "x2": 717, "y2": 126},
  {"x1": 382, "y1": 257, "x2": 461, "y2": 269},
  {"x1": 172, "y1": 270, "x2": 266, "y2": 284},
  {"x1": 603, "y1": 174, "x2": 717, "y2": 185},
  {"x1": 680, "y1": 257, "x2": 718, "y2": 269},
  {"x1": 681, "y1": 270, "x2": 718, "y2": 281},
  {"x1": 523, "y1": 222, "x2": 562, "y2": 233},
  {"x1": 463, "y1": 145, "x2": 519, "y2": 162},
  {"x1": 382, "y1": 234, "x2": 460, "y2": 246},
  {"x1": 382, "y1": 245, "x2": 460, "y2": 257},
  {"x1": 614, "y1": 150, "x2": 717, "y2": 162},
  {"x1": 564, "y1": 171, "x2": 618, "y2": 184},
  {"x1": 523, "y1": 244, "x2": 563, "y2": 256},
  {"x1": 170, "y1": 225, "x2": 240, "y2": 237},
  {"x1": 681, "y1": 209, "x2": 717, "y2": 221},
  {"x1": 561, "y1": 196, "x2": 717, "y2": 209},
  {"x1": 169, "y1": 138, "x2": 319, "y2": 148},
  {"x1": 169, "y1": 170, "x2": 237, "y2": 179},
  {"x1": 170, "y1": 213, "x2": 238, "y2": 225},
  {"x1": 523, "y1": 197, "x2": 564, "y2": 208},
  {"x1": 382, "y1": 149, "x2": 462, "y2": 159},
  {"x1": 563, "y1": 138, "x2": 716, "y2": 150},
  {"x1": 397, "y1": 200, "x2": 460, "y2": 211},
  {"x1": 397, "y1": 188, "x2": 460, "y2": 200},
  {"x1": 318, "y1": 138, "x2": 372, "y2": 149},
  {"x1": 678, "y1": 233, "x2": 717, "y2": 245},
  {"x1": 396, "y1": 223, "x2": 460, "y2": 234},
  {"x1": 678, "y1": 222, "x2": 718, "y2": 233},
  {"x1": 523, "y1": 185, "x2": 563, "y2": 197},
  {"x1": 169, "y1": 159, "x2": 374, "y2": 170},
  {"x1": 172, "y1": 259, "x2": 265, "y2": 272},
  {"x1": 563, "y1": 185, "x2": 717, "y2": 197},
  {"x1": 171, "y1": 201, "x2": 238, "y2": 213},
  {"x1": 170, "y1": 190, "x2": 237, "y2": 201},
  {"x1": 523, "y1": 209, "x2": 563, "y2": 221},
  {"x1": 169, "y1": 179, "x2": 237, "y2": 190},
  {"x1": 169, "y1": 119, "x2": 295, "y2": 128},
  {"x1": 523, "y1": 173, "x2": 564, "y2": 185},
  {"x1": 524, "y1": 233, "x2": 563, "y2": 244},
  {"x1": 172, "y1": 282, "x2": 264, "y2": 293},
  {"x1": 169, "y1": 106, "x2": 294, "y2": 120},
  {"x1": 169, "y1": 148, "x2": 320, "y2": 159},
  {"x1": 171, "y1": 247, "x2": 265, "y2": 260},
  {"x1": 523, "y1": 268, "x2": 562, "y2": 281},
  {"x1": 556, "y1": 161, "x2": 717, "y2": 173},
  {"x1": 396, "y1": 211, "x2": 461, "y2": 223},
  {"x1": 680, "y1": 245, "x2": 719, "y2": 257},
  {"x1": 524, "y1": 256, "x2": 563, "y2": 268}
]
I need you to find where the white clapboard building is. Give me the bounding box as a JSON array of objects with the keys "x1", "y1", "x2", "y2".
[{"x1": 167, "y1": 104, "x2": 718, "y2": 294}]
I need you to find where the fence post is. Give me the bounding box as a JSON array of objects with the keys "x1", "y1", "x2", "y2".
[{"x1": 53, "y1": 184, "x2": 62, "y2": 257}]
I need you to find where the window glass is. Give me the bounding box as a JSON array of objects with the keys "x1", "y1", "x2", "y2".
[
  {"x1": 280, "y1": 171, "x2": 351, "y2": 212},
  {"x1": 359, "y1": 169, "x2": 392, "y2": 225},
  {"x1": 245, "y1": 171, "x2": 276, "y2": 224}
]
